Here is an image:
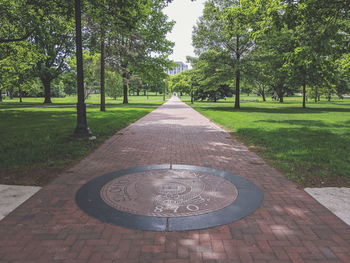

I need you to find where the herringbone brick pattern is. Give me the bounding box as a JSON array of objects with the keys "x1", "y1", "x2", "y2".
[{"x1": 0, "y1": 97, "x2": 349, "y2": 262}]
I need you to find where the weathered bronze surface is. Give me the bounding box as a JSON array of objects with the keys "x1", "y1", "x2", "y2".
[{"x1": 100, "y1": 169, "x2": 238, "y2": 217}]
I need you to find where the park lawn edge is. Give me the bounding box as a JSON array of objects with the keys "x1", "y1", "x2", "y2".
[
  {"x1": 0, "y1": 105, "x2": 160, "y2": 186},
  {"x1": 188, "y1": 101, "x2": 350, "y2": 188}
]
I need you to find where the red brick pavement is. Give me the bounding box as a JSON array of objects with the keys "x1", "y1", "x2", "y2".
[{"x1": 1, "y1": 97, "x2": 349, "y2": 263}]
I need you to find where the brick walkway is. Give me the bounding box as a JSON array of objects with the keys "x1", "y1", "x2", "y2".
[{"x1": 1, "y1": 97, "x2": 349, "y2": 263}]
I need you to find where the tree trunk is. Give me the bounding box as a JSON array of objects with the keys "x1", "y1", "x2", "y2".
[
  {"x1": 42, "y1": 77, "x2": 52, "y2": 104},
  {"x1": 100, "y1": 30, "x2": 106, "y2": 112},
  {"x1": 279, "y1": 95, "x2": 284, "y2": 103},
  {"x1": 191, "y1": 91, "x2": 194, "y2": 104},
  {"x1": 276, "y1": 85, "x2": 284, "y2": 103},
  {"x1": 261, "y1": 88, "x2": 266, "y2": 102},
  {"x1": 302, "y1": 72, "x2": 306, "y2": 108},
  {"x1": 123, "y1": 77, "x2": 128, "y2": 104},
  {"x1": 9, "y1": 89, "x2": 13, "y2": 99},
  {"x1": 314, "y1": 87, "x2": 318, "y2": 102},
  {"x1": 234, "y1": 36, "x2": 240, "y2": 109},
  {"x1": 234, "y1": 69, "x2": 240, "y2": 109},
  {"x1": 19, "y1": 85, "x2": 22, "y2": 103},
  {"x1": 137, "y1": 90, "x2": 140, "y2": 96},
  {"x1": 74, "y1": 0, "x2": 91, "y2": 136},
  {"x1": 0, "y1": 89, "x2": 2, "y2": 102},
  {"x1": 144, "y1": 90, "x2": 146, "y2": 96}
]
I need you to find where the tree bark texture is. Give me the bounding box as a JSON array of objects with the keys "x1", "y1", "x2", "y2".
[
  {"x1": 302, "y1": 72, "x2": 306, "y2": 108},
  {"x1": 100, "y1": 31, "x2": 106, "y2": 112},
  {"x1": 234, "y1": 36, "x2": 240, "y2": 109},
  {"x1": 123, "y1": 76, "x2": 128, "y2": 104},
  {"x1": 234, "y1": 69, "x2": 240, "y2": 109},
  {"x1": 74, "y1": 0, "x2": 91, "y2": 136},
  {"x1": 261, "y1": 87, "x2": 266, "y2": 102},
  {"x1": 42, "y1": 77, "x2": 52, "y2": 104},
  {"x1": 19, "y1": 85, "x2": 22, "y2": 103}
]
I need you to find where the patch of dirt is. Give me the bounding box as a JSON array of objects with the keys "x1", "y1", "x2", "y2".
[
  {"x1": 0, "y1": 167, "x2": 65, "y2": 186},
  {"x1": 300, "y1": 174, "x2": 350, "y2": 188}
]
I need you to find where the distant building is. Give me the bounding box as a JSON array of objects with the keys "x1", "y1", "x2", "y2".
[{"x1": 167, "y1": 61, "x2": 188, "y2": 75}]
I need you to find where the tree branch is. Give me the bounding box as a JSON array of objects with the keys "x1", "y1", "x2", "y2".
[{"x1": 0, "y1": 30, "x2": 34, "y2": 44}]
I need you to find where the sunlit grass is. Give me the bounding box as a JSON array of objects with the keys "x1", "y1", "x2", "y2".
[
  {"x1": 187, "y1": 95, "x2": 350, "y2": 186},
  {"x1": 1, "y1": 93, "x2": 169, "y2": 106},
  {"x1": 0, "y1": 106, "x2": 155, "y2": 185}
]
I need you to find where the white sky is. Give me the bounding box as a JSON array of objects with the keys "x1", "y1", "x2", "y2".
[{"x1": 164, "y1": 0, "x2": 206, "y2": 64}]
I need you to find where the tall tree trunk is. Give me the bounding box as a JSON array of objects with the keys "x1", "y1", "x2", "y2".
[
  {"x1": 74, "y1": 0, "x2": 91, "y2": 136},
  {"x1": 191, "y1": 90, "x2": 194, "y2": 104},
  {"x1": 19, "y1": 85, "x2": 22, "y2": 103},
  {"x1": 327, "y1": 90, "x2": 331, "y2": 101},
  {"x1": 279, "y1": 95, "x2": 284, "y2": 103},
  {"x1": 276, "y1": 85, "x2": 284, "y2": 103},
  {"x1": 100, "y1": 30, "x2": 106, "y2": 112},
  {"x1": 234, "y1": 69, "x2": 240, "y2": 109},
  {"x1": 302, "y1": 72, "x2": 306, "y2": 108},
  {"x1": 261, "y1": 87, "x2": 266, "y2": 102},
  {"x1": 42, "y1": 77, "x2": 52, "y2": 104},
  {"x1": 144, "y1": 89, "x2": 146, "y2": 96},
  {"x1": 0, "y1": 89, "x2": 2, "y2": 102},
  {"x1": 9, "y1": 89, "x2": 13, "y2": 99},
  {"x1": 302, "y1": 83, "x2": 306, "y2": 108},
  {"x1": 314, "y1": 87, "x2": 318, "y2": 102},
  {"x1": 123, "y1": 77, "x2": 128, "y2": 104},
  {"x1": 234, "y1": 35, "x2": 241, "y2": 109},
  {"x1": 137, "y1": 90, "x2": 140, "y2": 96}
]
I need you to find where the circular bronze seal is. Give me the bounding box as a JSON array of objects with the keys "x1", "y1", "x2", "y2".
[{"x1": 100, "y1": 169, "x2": 238, "y2": 217}]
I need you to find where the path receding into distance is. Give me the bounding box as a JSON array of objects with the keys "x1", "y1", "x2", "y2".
[{"x1": 1, "y1": 97, "x2": 350, "y2": 262}]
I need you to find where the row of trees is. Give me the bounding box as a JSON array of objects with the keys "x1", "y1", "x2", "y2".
[
  {"x1": 0, "y1": 0, "x2": 174, "y2": 106},
  {"x1": 168, "y1": 0, "x2": 350, "y2": 108}
]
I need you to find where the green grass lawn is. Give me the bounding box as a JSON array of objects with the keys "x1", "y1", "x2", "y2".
[
  {"x1": 0, "y1": 104, "x2": 157, "y2": 186},
  {"x1": 0, "y1": 93, "x2": 168, "y2": 107},
  {"x1": 186, "y1": 95, "x2": 350, "y2": 187}
]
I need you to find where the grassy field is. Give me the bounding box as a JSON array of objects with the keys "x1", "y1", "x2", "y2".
[
  {"x1": 0, "y1": 93, "x2": 167, "y2": 107},
  {"x1": 185, "y1": 95, "x2": 350, "y2": 187},
  {"x1": 0, "y1": 98, "x2": 160, "y2": 185}
]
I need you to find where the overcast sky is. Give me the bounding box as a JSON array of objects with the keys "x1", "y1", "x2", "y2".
[{"x1": 163, "y1": 0, "x2": 206, "y2": 64}]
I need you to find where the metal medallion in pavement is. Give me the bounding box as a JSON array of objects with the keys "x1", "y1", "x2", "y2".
[
  {"x1": 100, "y1": 169, "x2": 238, "y2": 217},
  {"x1": 76, "y1": 165, "x2": 264, "y2": 231}
]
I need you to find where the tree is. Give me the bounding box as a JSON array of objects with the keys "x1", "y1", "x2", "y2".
[
  {"x1": 193, "y1": 0, "x2": 261, "y2": 109},
  {"x1": 74, "y1": 0, "x2": 91, "y2": 136},
  {"x1": 107, "y1": 0, "x2": 174, "y2": 104},
  {"x1": 0, "y1": 42, "x2": 40, "y2": 102},
  {"x1": 84, "y1": 0, "x2": 153, "y2": 111},
  {"x1": 276, "y1": 0, "x2": 350, "y2": 107},
  {"x1": 189, "y1": 50, "x2": 234, "y2": 102},
  {"x1": 32, "y1": 14, "x2": 75, "y2": 103}
]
